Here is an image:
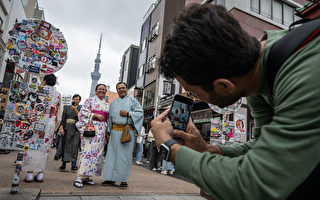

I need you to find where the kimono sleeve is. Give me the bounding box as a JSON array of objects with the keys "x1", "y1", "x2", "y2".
[
  {"x1": 76, "y1": 98, "x2": 93, "y2": 134},
  {"x1": 128, "y1": 97, "x2": 143, "y2": 135}
]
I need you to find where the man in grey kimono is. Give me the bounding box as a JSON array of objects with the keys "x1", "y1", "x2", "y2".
[
  {"x1": 59, "y1": 94, "x2": 81, "y2": 171},
  {"x1": 101, "y1": 82, "x2": 143, "y2": 188}
]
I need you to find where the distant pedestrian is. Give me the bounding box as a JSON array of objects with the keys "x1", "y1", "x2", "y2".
[
  {"x1": 59, "y1": 94, "x2": 82, "y2": 171},
  {"x1": 161, "y1": 160, "x2": 175, "y2": 175},
  {"x1": 147, "y1": 129, "x2": 160, "y2": 171},
  {"x1": 74, "y1": 84, "x2": 109, "y2": 188},
  {"x1": 135, "y1": 123, "x2": 147, "y2": 165},
  {"x1": 23, "y1": 74, "x2": 62, "y2": 182},
  {"x1": 54, "y1": 127, "x2": 62, "y2": 160},
  {"x1": 101, "y1": 82, "x2": 143, "y2": 188}
]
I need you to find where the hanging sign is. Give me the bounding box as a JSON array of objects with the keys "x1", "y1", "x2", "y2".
[{"x1": 7, "y1": 19, "x2": 68, "y2": 74}]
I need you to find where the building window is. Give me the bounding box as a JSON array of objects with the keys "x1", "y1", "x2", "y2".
[
  {"x1": 149, "y1": 21, "x2": 159, "y2": 42},
  {"x1": 250, "y1": 0, "x2": 296, "y2": 26},
  {"x1": 251, "y1": 0, "x2": 259, "y2": 13},
  {"x1": 138, "y1": 64, "x2": 144, "y2": 78},
  {"x1": 272, "y1": 0, "x2": 282, "y2": 24},
  {"x1": 261, "y1": 0, "x2": 271, "y2": 19},
  {"x1": 141, "y1": 38, "x2": 146, "y2": 52},
  {"x1": 283, "y1": 4, "x2": 294, "y2": 26},
  {"x1": 147, "y1": 55, "x2": 156, "y2": 72}
]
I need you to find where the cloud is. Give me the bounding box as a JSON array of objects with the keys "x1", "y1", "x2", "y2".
[{"x1": 38, "y1": 0, "x2": 152, "y2": 100}]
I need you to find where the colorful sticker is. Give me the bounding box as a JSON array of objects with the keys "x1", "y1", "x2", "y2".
[
  {"x1": 7, "y1": 19, "x2": 67, "y2": 75},
  {"x1": 0, "y1": 80, "x2": 53, "y2": 151}
]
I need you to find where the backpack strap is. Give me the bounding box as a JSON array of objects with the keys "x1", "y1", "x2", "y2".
[{"x1": 266, "y1": 18, "x2": 320, "y2": 95}]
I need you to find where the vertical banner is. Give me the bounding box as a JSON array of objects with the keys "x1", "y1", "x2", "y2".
[{"x1": 0, "y1": 80, "x2": 53, "y2": 151}]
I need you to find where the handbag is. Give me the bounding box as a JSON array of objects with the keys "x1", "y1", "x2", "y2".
[
  {"x1": 83, "y1": 122, "x2": 95, "y2": 137},
  {"x1": 120, "y1": 117, "x2": 131, "y2": 143}
]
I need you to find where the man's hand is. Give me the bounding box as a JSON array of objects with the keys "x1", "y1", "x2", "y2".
[
  {"x1": 120, "y1": 110, "x2": 129, "y2": 117},
  {"x1": 93, "y1": 113, "x2": 104, "y2": 121},
  {"x1": 71, "y1": 105, "x2": 77, "y2": 111},
  {"x1": 151, "y1": 109, "x2": 173, "y2": 148},
  {"x1": 174, "y1": 119, "x2": 222, "y2": 154},
  {"x1": 59, "y1": 126, "x2": 65, "y2": 136}
]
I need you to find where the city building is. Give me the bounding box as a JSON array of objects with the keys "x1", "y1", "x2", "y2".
[
  {"x1": 61, "y1": 94, "x2": 72, "y2": 106},
  {"x1": 119, "y1": 44, "x2": 139, "y2": 90},
  {"x1": 89, "y1": 34, "x2": 103, "y2": 97},
  {"x1": 135, "y1": 3, "x2": 155, "y2": 105},
  {"x1": 140, "y1": 0, "x2": 186, "y2": 122}
]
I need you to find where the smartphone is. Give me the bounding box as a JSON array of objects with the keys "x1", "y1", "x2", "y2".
[
  {"x1": 168, "y1": 94, "x2": 194, "y2": 139},
  {"x1": 71, "y1": 101, "x2": 76, "y2": 106}
]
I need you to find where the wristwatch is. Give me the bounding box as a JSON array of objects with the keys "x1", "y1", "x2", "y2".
[{"x1": 160, "y1": 139, "x2": 178, "y2": 161}]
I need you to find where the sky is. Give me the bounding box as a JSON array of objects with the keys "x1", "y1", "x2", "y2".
[{"x1": 37, "y1": 0, "x2": 153, "y2": 100}]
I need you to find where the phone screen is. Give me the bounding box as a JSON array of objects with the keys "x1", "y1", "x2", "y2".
[{"x1": 168, "y1": 94, "x2": 193, "y2": 132}]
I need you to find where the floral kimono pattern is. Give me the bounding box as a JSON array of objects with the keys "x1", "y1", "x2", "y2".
[{"x1": 76, "y1": 95, "x2": 109, "y2": 177}]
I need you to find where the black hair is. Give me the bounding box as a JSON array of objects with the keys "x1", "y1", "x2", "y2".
[
  {"x1": 160, "y1": 4, "x2": 261, "y2": 91},
  {"x1": 43, "y1": 74, "x2": 57, "y2": 86},
  {"x1": 72, "y1": 94, "x2": 81, "y2": 101},
  {"x1": 116, "y1": 82, "x2": 127, "y2": 89},
  {"x1": 95, "y1": 84, "x2": 107, "y2": 91}
]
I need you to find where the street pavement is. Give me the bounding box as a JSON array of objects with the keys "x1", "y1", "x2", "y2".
[{"x1": 0, "y1": 149, "x2": 205, "y2": 200}]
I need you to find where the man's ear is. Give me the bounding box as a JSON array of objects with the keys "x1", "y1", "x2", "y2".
[{"x1": 212, "y1": 78, "x2": 236, "y2": 95}]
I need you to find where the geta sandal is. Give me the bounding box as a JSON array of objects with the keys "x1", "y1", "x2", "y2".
[
  {"x1": 73, "y1": 180, "x2": 83, "y2": 188},
  {"x1": 82, "y1": 179, "x2": 95, "y2": 185}
]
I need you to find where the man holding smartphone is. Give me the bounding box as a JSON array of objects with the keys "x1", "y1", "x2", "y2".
[
  {"x1": 151, "y1": 3, "x2": 320, "y2": 200},
  {"x1": 59, "y1": 94, "x2": 81, "y2": 171}
]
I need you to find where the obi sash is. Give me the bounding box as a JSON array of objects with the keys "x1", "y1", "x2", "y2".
[{"x1": 92, "y1": 110, "x2": 108, "y2": 122}]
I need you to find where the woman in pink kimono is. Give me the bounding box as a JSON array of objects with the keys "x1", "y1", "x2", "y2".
[
  {"x1": 74, "y1": 84, "x2": 109, "y2": 188},
  {"x1": 23, "y1": 74, "x2": 62, "y2": 182}
]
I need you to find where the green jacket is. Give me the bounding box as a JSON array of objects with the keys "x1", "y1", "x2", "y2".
[{"x1": 176, "y1": 30, "x2": 320, "y2": 200}]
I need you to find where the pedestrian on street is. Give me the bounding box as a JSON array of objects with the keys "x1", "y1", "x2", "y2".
[
  {"x1": 161, "y1": 160, "x2": 175, "y2": 175},
  {"x1": 151, "y1": 3, "x2": 320, "y2": 200},
  {"x1": 59, "y1": 94, "x2": 82, "y2": 171},
  {"x1": 101, "y1": 82, "x2": 143, "y2": 188},
  {"x1": 54, "y1": 127, "x2": 62, "y2": 161},
  {"x1": 23, "y1": 74, "x2": 63, "y2": 182},
  {"x1": 135, "y1": 122, "x2": 146, "y2": 165},
  {"x1": 147, "y1": 129, "x2": 160, "y2": 171},
  {"x1": 74, "y1": 84, "x2": 109, "y2": 188}
]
